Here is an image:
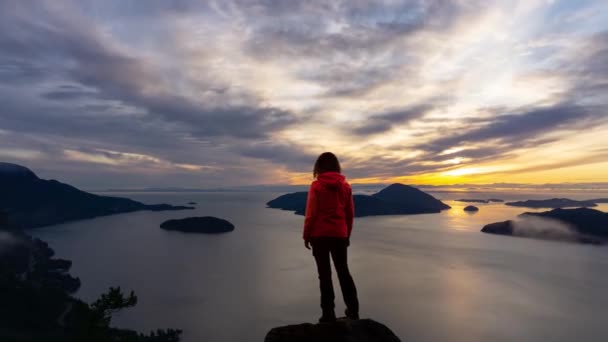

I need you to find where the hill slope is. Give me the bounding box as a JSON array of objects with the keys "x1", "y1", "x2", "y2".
[{"x1": 0, "y1": 162, "x2": 192, "y2": 228}]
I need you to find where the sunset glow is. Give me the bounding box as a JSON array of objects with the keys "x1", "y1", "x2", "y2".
[{"x1": 0, "y1": 1, "x2": 607, "y2": 188}]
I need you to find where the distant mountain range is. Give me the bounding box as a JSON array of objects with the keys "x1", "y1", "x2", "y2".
[
  {"x1": 505, "y1": 198, "x2": 598, "y2": 208},
  {"x1": 95, "y1": 183, "x2": 608, "y2": 193},
  {"x1": 0, "y1": 162, "x2": 192, "y2": 229},
  {"x1": 456, "y1": 198, "x2": 504, "y2": 203},
  {"x1": 266, "y1": 183, "x2": 450, "y2": 217}
]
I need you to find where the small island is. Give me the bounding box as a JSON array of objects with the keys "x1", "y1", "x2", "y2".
[
  {"x1": 265, "y1": 318, "x2": 401, "y2": 342},
  {"x1": 160, "y1": 216, "x2": 235, "y2": 233},
  {"x1": 464, "y1": 205, "x2": 479, "y2": 212},
  {"x1": 482, "y1": 220, "x2": 515, "y2": 235},
  {"x1": 504, "y1": 198, "x2": 597, "y2": 208},
  {"x1": 188, "y1": 202, "x2": 197, "y2": 205},
  {"x1": 267, "y1": 183, "x2": 450, "y2": 217}
]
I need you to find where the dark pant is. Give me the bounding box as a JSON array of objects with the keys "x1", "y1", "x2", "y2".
[{"x1": 311, "y1": 237, "x2": 359, "y2": 314}]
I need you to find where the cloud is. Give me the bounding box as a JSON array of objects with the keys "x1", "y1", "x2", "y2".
[
  {"x1": 0, "y1": 1, "x2": 607, "y2": 187},
  {"x1": 352, "y1": 104, "x2": 433, "y2": 136},
  {"x1": 417, "y1": 104, "x2": 604, "y2": 154}
]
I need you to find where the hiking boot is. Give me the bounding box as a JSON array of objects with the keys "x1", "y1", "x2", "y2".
[
  {"x1": 318, "y1": 310, "x2": 337, "y2": 323},
  {"x1": 345, "y1": 308, "x2": 359, "y2": 320}
]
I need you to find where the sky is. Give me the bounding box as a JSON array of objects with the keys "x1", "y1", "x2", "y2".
[{"x1": 0, "y1": 0, "x2": 607, "y2": 189}]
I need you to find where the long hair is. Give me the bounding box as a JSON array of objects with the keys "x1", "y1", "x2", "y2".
[{"x1": 313, "y1": 152, "x2": 341, "y2": 178}]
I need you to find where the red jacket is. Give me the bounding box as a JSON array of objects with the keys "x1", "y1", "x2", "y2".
[{"x1": 303, "y1": 172, "x2": 354, "y2": 240}]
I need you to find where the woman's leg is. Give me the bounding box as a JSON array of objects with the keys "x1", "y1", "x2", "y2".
[
  {"x1": 311, "y1": 238, "x2": 335, "y2": 318},
  {"x1": 330, "y1": 238, "x2": 359, "y2": 316}
]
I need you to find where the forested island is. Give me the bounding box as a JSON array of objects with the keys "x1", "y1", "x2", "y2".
[
  {"x1": 481, "y1": 208, "x2": 608, "y2": 244},
  {"x1": 267, "y1": 183, "x2": 450, "y2": 217},
  {"x1": 160, "y1": 216, "x2": 235, "y2": 233}
]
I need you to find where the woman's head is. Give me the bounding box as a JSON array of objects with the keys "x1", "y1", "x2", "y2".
[{"x1": 313, "y1": 152, "x2": 341, "y2": 178}]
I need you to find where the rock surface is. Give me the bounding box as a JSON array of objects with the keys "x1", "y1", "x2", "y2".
[
  {"x1": 265, "y1": 319, "x2": 401, "y2": 342},
  {"x1": 267, "y1": 183, "x2": 450, "y2": 217},
  {"x1": 464, "y1": 205, "x2": 479, "y2": 212},
  {"x1": 160, "y1": 216, "x2": 235, "y2": 233},
  {"x1": 505, "y1": 198, "x2": 597, "y2": 208},
  {"x1": 0, "y1": 162, "x2": 193, "y2": 229}
]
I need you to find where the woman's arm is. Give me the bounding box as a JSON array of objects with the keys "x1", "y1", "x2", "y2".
[
  {"x1": 303, "y1": 182, "x2": 318, "y2": 240},
  {"x1": 345, "y1": 186, "x2": 354, "y2": 237}
]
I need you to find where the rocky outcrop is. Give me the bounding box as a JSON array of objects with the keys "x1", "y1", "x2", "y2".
[
  {"x1": 267, "y1": 183, "x2": 450, "y2": 217},
  {"x1": 0, "y1": 162, "x2": 193, "y2": 229},
  {"x1": 505, "y1": 198, "x2": 597, "y2": 208},
  {"x1": 464, "y1": 205, "x2": 479, "y2": 212},
  {"x1": 160, "y1": 216, "x2": 235, "y2": 233},
  {"x1": 265, "y1": 319, "x2": 401, "y2": 342}
]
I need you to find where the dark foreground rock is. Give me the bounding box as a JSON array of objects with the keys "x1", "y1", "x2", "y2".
[
  {"x1": 0, "y1": 162, "x2": 193, "y2": 229},
  {"x1": 160, "y1": 216, "x2": 235, "y2": 233},
  {"x1": 505, "y1": 198, "x2": 597, "y2": 208},
  {"x1": 267, "y1": 183, "x2": 450, "y2": 217},
  {"x1": 464, "y1": 205, "x2": 479, "y2": 212},
  {"x1": 481, "y1": 208, "x2": 608, "y2": 244},
  {"x1": 265, "y1": 319, "x2": 401, "y2": 342}
]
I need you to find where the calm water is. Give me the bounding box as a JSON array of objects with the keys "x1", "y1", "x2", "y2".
[{"x1": 29, "y1": 191, "x2": 608, "y2": 342}]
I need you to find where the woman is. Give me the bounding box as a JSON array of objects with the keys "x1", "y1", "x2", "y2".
[{"x1": 303, "y1": 152, "x2": 359, "y2": 323}]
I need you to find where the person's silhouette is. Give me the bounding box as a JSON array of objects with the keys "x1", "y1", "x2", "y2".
[{"x1": 303, "y1": 152, "x2": 359, "y2": 323}]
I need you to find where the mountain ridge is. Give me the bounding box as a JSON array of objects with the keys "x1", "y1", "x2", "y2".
[{"x1": 0, "y1": 162, "x2": 193, "y2": 229}]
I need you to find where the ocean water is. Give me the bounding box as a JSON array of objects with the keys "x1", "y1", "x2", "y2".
[{"x1": 29, "y1": 191, "x2": 608, "y2": 342}]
